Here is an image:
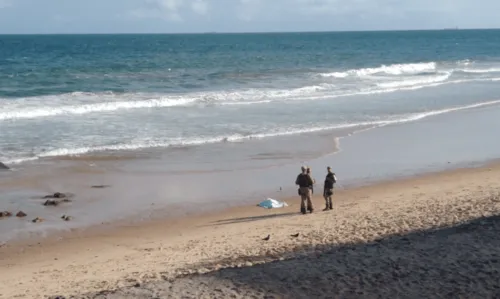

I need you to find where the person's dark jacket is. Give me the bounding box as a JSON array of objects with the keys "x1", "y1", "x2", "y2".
[
  {"x1": 296, "y1": 173, "x2": 314, "y2": 188},
  {"x1": 324, "y1": 172, "x2": 336, "y2": 189}
]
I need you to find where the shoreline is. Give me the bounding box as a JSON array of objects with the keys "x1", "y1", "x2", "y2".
[
  {"x1": 2, "y1": 101, "x2": 500, "y2": 245},
  {"x1": 1, "y1": 155, "x2": 496, "y2": 249},
  {"x1": 4, "y1": 97, "x2": 500, "y2": 168},
  {"x1": 1, "y1": 160, "x2": 500, "y2": 298}
]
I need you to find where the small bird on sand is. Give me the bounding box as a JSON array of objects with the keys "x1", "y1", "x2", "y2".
[
  {"x1": 262, "y1": 234, "x2": 270, "y2": 241},
  {"x1": 290, "y1": 233, "x2": 300, "y2": 238}
]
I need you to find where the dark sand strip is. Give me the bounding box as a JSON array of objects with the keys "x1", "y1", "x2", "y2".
[{"x1": 68, "y1": 212, "x2": 500, "y2": 299}]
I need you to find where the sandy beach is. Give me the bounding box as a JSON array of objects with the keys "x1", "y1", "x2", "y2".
[{"x1": 0, "y1": 161, "x2": 499, "y2": 298}]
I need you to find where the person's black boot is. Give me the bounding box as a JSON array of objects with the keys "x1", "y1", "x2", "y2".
[
  {"x1": 328, "y1": 199, "x2": 333, "y2": 210},
  {"x1": 300, "y1": 206, "x2": 306, "y2": 214}
]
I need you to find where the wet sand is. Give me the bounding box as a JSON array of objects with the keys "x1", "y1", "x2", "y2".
[{"x1": 1, "y1": 162, "x2": 500, "y2": 298}]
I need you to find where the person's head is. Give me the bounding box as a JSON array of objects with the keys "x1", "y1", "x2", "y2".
[
  {"x1": 301, "y1": 166, "x2": 306, "y2": 173},
  {"x1": 306, "y1": 166, "x2": 311, "y2": 174},
  {"x1": 327, "y1": 166, "x2": 332, "y2": 173}
]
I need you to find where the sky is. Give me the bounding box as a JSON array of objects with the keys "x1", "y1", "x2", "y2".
[{"x1": 0, "y1": 0, "x2": 499, "y2": 34}]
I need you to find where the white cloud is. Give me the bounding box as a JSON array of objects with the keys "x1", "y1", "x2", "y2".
[
  {"x1": 237, "y1": 0, "x2": 262, "y2": 21},
  {"x1": 191, "y1": 0, "x2": 208, "y2": 15},
  {"x1": 122, "y1": 0, "x2": 494, "y2": 27},
  {"x1": 126, "y1": 0, "x2": 183, "y2": 21},
  {"x1": 18, "y1": 0, "x2": 498, "y2": 34},
  {"x1": 128, "y1": 0, "x2": 210, "y2": 21},
  {"x1": 293, "y1": 0, "x2": 378, "y2": 16},
  {"x1": 290, "y1": 0, "x2": 452, "y2": 17},
  {"x1": 155, "y1": 0, "x2": 183, "y2": 21}
]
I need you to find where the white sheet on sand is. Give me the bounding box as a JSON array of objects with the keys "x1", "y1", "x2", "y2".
[{"x1": 258, "y1": 198, "x2": 288, "y2": 209}]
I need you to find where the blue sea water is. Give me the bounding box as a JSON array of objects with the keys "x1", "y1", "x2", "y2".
[{"x1": 1, "y1": 30, "x2": 500, "y2": 164}]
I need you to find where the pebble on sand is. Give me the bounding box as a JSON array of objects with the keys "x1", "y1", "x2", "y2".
[
  {"x1": 32, "y1": 217, "x2": 44, "y2": 223},
  {"x1": 61, "y1": 215, "x2": 73, "y2": 221}
]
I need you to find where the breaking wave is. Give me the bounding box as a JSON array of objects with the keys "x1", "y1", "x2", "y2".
[
  {"x1": 320, "y1": 62, "x2": 437, "y2": 78},
  {"x1": 6, "y1": 99, "x2": 500, "y2": 164},
  {"x1": 2, "y1": 60, "x2": 500, "y2": 121}
]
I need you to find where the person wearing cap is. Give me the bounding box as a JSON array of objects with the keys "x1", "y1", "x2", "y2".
[
  {"x1": 295, "y1": 166, "x2": 314, "y2": 214},
  {"x1": 323, "y1": 166, "x2": 336, "y2": 211}
]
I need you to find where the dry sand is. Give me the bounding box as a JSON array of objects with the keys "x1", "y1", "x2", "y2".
[{"x1": 2, "y1": 163, "x2": 500, "y2": 298}]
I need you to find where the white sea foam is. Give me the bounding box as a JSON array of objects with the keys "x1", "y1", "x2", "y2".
[
  {"x1": 223, "y1": 77, "x2": 500, "y2": 106},
  {"x1": 6, "y1": 99, "x2": 500, "y2": 165},
  {"x1": 460, "y1": 68, "x2": 500, "y2": 73},
  {"x1": 1, "y1": 75, "x2": 498, "y2": 120},
  {"x1": 376, "y1": 72, "x2": 452, "y2": 89},
  {"x1": 0, "y1": 96, "x2": 197, "y2": 121},
  {"x1": 320, "y1": 62, "x2": 437, "y2": 77},
  {"x1": 320, "y1": 60, "x2": 500, "y2": 79},
  {"x1": 1, "y1": 60, "x2": 500, "y2": 121}
]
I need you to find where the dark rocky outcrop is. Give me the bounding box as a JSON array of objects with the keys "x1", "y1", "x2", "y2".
[
  {"x1": 16, "y1": 211, "x2": 27, "y2": 217},
  {"x1": 44, "y1": 200, "x2": 59, "y2": 206},
  {"x1": 43, "y1": 198, "x2": 72, "y2": 206},
  {"x1": 43, "y1": 192, "x2": 66, "y2": 199},
  {"x1": 0, "y1": 162, "x2": 9, "y2": 170},
  {"x1": 42, "y1": 192, "x2": 72, "y2": 206},
  {"x1": 0, "y1": 211, "x2": 13, "y2": 218},
  {"x1": 32, "y1": 217, "x2": 44, "y2": 223}
]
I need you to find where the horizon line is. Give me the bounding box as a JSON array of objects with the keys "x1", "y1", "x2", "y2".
[{"x1": 0, "y1": 27, "x2": 499, "y2": 35}]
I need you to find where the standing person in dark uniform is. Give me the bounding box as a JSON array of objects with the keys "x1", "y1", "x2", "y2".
[
  {"x1": 323, "y1": 166, "x2": 336, "y2": 211},
  {"x1": 295, "y1": 166, "x2": 314, "y2": 214}
]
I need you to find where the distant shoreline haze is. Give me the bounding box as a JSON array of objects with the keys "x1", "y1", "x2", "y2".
[{"x1": 1, "y1": 27, "x2": 500, "y2": 36}]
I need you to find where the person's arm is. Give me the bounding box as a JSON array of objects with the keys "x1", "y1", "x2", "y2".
[{"x1": 295, "y1": 174, "x2": 300, "y2": 185}]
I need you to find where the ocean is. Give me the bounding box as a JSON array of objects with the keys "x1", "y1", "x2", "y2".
[{"x1": 1, "y1": 30, "x2": 500, "y2": 242}]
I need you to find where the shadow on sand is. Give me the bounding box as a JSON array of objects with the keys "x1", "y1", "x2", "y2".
[
  {"x1": 210, "y1": 212, "x2": 299, "y2": 226},
  {"x1": 63, "y1": 214, "x2": 500, "y2": 299}
]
